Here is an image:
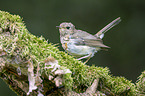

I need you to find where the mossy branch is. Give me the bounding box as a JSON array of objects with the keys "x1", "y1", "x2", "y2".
[{"x1": 0, "y1": 10, "x2": 144, "y2": 96}]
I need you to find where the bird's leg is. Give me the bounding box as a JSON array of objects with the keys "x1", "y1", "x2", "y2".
[
  {"x1": 77, "y1": 53, "x2": 92, "y2": 64},
  {"x1": 77, "y1": 54, "x2": 90, "y2": 60},
  {"x1": 84, "y1": 54, "x2": 92, "y2": 64}
]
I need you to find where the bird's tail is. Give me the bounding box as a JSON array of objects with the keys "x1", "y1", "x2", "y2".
[{"x1": 94, "y1": 17, "x2": 121, "y2": 39}]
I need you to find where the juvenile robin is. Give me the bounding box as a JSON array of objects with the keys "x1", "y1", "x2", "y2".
[{"x1": 57, "y1": 17, "x2": 121, "y2": 61}]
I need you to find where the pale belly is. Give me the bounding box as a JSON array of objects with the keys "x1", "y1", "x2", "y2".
[
  {"x1": 66, "y1": 42, "x2": 97, "y2": 57},
  {"x1": 61, "y1": 38, "x2": 100, "y2": 57}
]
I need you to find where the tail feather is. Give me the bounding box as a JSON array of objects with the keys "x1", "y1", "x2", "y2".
[{"x1": 95, "y1": 17, "x2": 121, "y2": 38}]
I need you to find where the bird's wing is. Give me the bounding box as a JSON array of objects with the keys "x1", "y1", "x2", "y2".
[
  {"x1": 70, "y1": 30, "x2": 109, "y2": 48},
  {"x1": 74, "y1": 38, "x2": 110, "y2": 48}
]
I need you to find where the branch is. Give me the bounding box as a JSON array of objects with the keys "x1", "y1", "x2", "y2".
[{"x1": 0, "y1": 10, "x2": 144, "y2": 96}]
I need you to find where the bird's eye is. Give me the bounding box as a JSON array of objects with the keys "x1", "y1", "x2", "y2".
[{"x1": 66, "y1": 26, "x2": 70, "y2": 29}]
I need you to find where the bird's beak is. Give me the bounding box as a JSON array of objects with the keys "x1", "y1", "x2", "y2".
[{"x1": 56, "y1": 26, "x2": 61, "y2": 28}]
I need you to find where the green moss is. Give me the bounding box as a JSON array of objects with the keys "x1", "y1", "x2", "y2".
[
  {"x1": 0, "y1": 10, "x2": 144, "y2": 95},
  {"x1": 136, "y1": 71, "x2": 145, "y2": 95}
]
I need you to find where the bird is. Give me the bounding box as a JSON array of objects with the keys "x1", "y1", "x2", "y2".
[{"x1": 57, "y1": 17, "x2": 121, "y2": 62}]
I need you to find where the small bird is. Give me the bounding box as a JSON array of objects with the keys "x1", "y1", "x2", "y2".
[{"x1": 57, "y1": 17, "x2": 121, "y2": 62}]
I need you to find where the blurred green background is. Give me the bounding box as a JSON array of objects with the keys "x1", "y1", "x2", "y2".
[{"x1": 0, "y1": 0, "x2": 145, "y2": 95}]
